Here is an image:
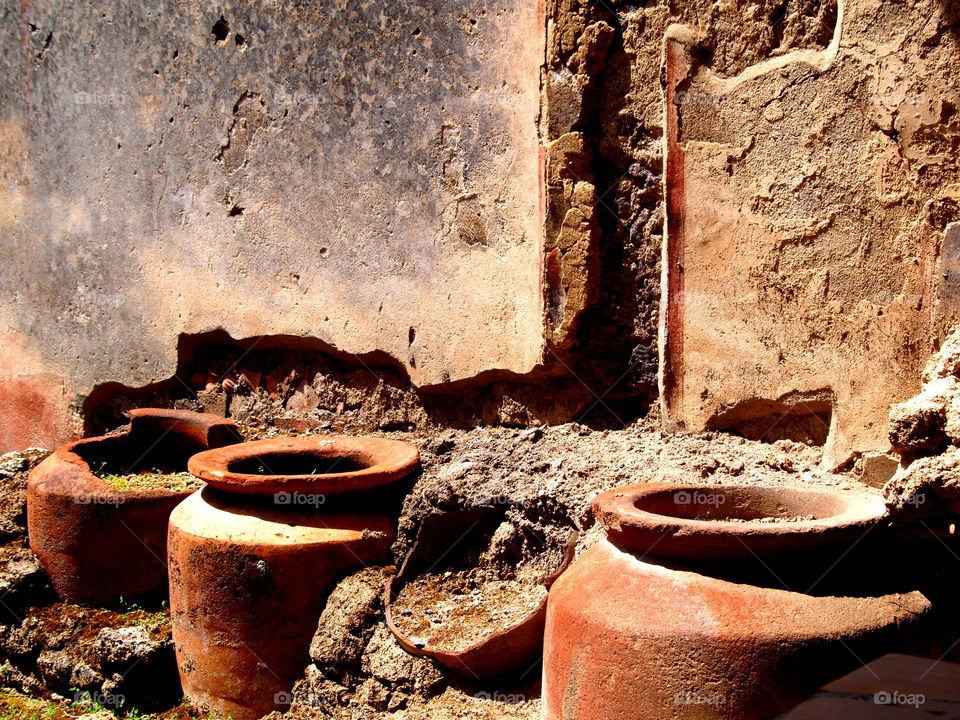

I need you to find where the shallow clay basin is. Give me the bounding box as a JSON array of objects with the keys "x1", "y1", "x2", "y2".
[
  {"x1": 593, "y1": 482, "x2": 886, "y2": 560},
  {"x1": 187, "y1": 435, "x2": 420, "y2": 495},
  {"x1": 385, "y1": 508, "x2": 576, "y2": 680}
]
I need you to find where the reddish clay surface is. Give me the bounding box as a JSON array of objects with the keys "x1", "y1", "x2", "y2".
[
  {"x1": 168, "y1": 489, "x2": 395, "y2": 720},
  {"x1": 593, "y1": 483, "x2": 886, "y2": 560},
  {"x1": 544, "y1": 540, "x2": 930, "y2": 720},
  {"x1": 660, "y1": 28, "x2": 690, "y2": 420},
  {"x1": 385, "y1": 509, "x2": 575, "y2": 680},
  {"x1": 26, "y1": 409, "x2": 241, "y2": 605},
  {"x1": 543, "y1": 483, "x2": 930, "y2": 720},
  {"x1": 187, "y1": 435, "x2": 420, "y2": 495}
]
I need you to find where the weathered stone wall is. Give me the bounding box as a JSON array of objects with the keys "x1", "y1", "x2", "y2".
[
  {"x1": 2, "y1": 0, "x2": 959, "y2": 470},
  {"x1": 544, "y1": 0, "x2": 960, "y2": 468},
  {"x1": 660, "y1": 0, "x2": 960, "y2": 467},
  {"x1": 0, "y1": 0, "x2": 545, "y2": 451}
]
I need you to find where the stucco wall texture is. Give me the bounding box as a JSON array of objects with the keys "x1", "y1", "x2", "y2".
[
  {"x1": 660, "y1": 0, "x2": 960, "y2": 467},
  {"x1": 2, "y1": 0, "x2": 959, "y2": 473},
  {"x1": 0, "y1": 1, "x2": 545, "y2": 450}
]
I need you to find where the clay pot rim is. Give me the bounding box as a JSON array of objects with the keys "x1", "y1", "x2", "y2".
[
  {"x1": 52, "y1": 439, "x2": 195, "y2": 501},
  {"x1": 42, "y1": 409, "x2": 241, "y2": 500},
  {"x1": 187, "y1": 435, "x2": 420, "y2": 495},
  {"x1": 593, "y1": 482, "x2": 886, "y2": 558}
]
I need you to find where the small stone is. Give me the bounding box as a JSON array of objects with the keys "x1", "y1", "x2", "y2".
[
  {"x1": 859, "y1": 453, "x2": 899, "y2": 488},
  {"x1": 94, "y1": 625, "x2": 165, "y2": 666},
  {"x1": 889, "y1": 394, "x2": 947, "y2": 453},
  {"x1": 519, "y1": 427, "x2": 543, "y2": 442},
  {"x1": 763, "y1": 102, "x2": 785, "y2": 122},
  {"x1": 240, "y1": 369, "x2": 262, "y2": 390},
  {"x1": 0, "y1": 456, "x2": 28, "y2": 478}
]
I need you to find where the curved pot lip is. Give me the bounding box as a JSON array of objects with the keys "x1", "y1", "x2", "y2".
[
  {"x1": 187, "y1": 435, "x2": 420, "y2": 495},
  {"x1": 592, "y1": 482, "x2": 887, "y2": 558},
  {"x1": 44, "y1": 438, "x2": 192, "y2": 501},
  {"x1": 35, "y1": 408, "x2": 240, "y2": 501}
]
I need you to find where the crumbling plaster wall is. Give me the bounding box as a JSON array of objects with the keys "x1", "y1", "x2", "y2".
[
  {"x1": 1, "y1": 0, "x2": 957, "y2": 465},
  {"x1": 543, "y1": 0, "x2": 960, "y2": 468},
  {"x1": 0, "y1": 0, "x2": 545, "y2": 451},
  {"x1": 660, "y1": 0, "x2": 960, "y2": 467}
]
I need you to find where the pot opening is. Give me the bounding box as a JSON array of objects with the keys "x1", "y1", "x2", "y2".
[
  {"x1": 228, "y1": 452, "x2": 369, "y2": 476},
  {"x1": 634, "y1": 487, "x2": 849, "y2": 523},
  {"x1": 75, "y1": 440, "x2": 203, "y2": 492}
]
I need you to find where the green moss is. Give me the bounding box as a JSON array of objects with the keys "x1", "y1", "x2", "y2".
[{"x1": 91, "y1": 467, "x2": 203, "y2": 493}]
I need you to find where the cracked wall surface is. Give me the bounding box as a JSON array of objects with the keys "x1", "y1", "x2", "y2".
[
  {"x1": 1, "y1": 0, "x2": 957, "y2": 464},
  {"x1": 661, "y1": 0, "x2": 960, "y2": 466},
  {"x1": 0, "y1": 0, "x2": 545, "y2": 450}
]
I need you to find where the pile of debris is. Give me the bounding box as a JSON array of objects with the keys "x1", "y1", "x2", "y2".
[{"x1": 884, "y1": 325, "x2": 960, "y2": 522}]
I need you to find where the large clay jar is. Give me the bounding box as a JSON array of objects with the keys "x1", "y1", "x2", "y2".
[
  {"x1": 169, "y1": 435, "x2": 419, "y2": 720},
  {"x1": 27, "y1": 408, "x2": 241, "y2": 605},
  {"x1": 543, "y1": 483, "x2": 933, "y2": 720}
]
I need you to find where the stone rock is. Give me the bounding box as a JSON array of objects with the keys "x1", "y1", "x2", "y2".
[
  {"x1": 354, "y1": 677, "x2": 391, "y2": 711},
  {"x1": 92, "y1": 624, "x2": 180, "y2": 710},
  {"x1": 889, "y1": 391, "x2": 949, "y2": 453},
  {"x1": 35, "y1": 650, "x2": 74, "y2": 687},
  {"x1": 0, "y1": 449, "x2": 50, "y2": 543},
  {"x1": 518, "y1": 427, "x2": 544, "y2": 443},
  {"x1": 0, "y1": 457, "x2": 28, "y2": 478},
  {"x1": 945, "y1": 393, "x2": 960, "y2": 446},
  {"x1": 196, "y1": 388, "x2": 228, "y2": 417},
  {"x1": 70, "y1": 661, "x2": 103, "y2": 688},
  {"x1": 94, "y1": 625, "x2": 165, "y2": 666},
  {"x1": 37, "y1": 650, "x2": 103, "y2": 689},
  {"x1": 883, "y1": 447, "x2": 960, "y2": 516},
  {"x1": 0, "y1": 546, "x2": 51, "y2": 610},
  {"x1": 309, "y1": 567, "x2": 385, "y2": 671},
  {"x1": 892, "y1": 327, "x2": 960, "y2": 452},
  {"x1": 923, "y1": 328, "x2": 960, "y2": 383},
  {"x1": 858, "y1": 453, "x2": 899, "y2": 488},
  {"x1": 361, "y1": 624, "x2": 445, "y2": 697}
]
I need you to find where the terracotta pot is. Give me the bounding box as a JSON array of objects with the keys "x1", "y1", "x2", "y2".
[
  {"x1": 543, "y1": 483, "x2": 932, "y2": 720},
  {"x1": 385, "y1": 508, "x2": 577, "y2": 680},
  {"x1": 26, "y1": 408, "x2": 241, "y2": 605},
  {"x1": 593, "y1": 482, "x2": 886, "y2": 560},
  {"x1": 169, "y1": 436, "x2": 419, "y2": 720},
  {"x1": 187, "y1": 435, "x2": 421, "y2": 495}
]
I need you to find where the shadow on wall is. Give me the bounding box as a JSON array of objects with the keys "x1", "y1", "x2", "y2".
[
  {"x1": 81, "y1": 331, "x2": 653, "y2": 436},
  {"x1": 704, "y1": 390, "x2": 835, "y2": 446}
]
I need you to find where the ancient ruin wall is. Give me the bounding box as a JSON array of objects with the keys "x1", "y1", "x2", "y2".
[
  {"x1": 660, "y1": 0, "x2": 960, "y2": 466},
  {"x1": 0, "y1": 1, "x2": 545, "y2": 451},
  {"x1": 1, "y1": 0, "x2": 958, "y2": 468},
  {"x1": 542, "y1": 0, "x2": 960, "y2": 468}
]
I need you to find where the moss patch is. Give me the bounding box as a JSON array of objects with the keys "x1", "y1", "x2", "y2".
[{"x1": 92, "y1": 469, "x2": 203, "y2": 493}]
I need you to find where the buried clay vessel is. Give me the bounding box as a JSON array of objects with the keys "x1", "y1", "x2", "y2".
[
  {"x1": 543, "y1": 483, "x2": 933, "y2": 720},
  {"x1": 187, "y1": 434, "x2": 421, "y2": 495},
  {"x1": 385, "y1": 507, "x2": 577, "y2": 680},
  {"x1": 169, "y1": 435, "x2": 420, "y2": 720},
  {"x1": 26, "y1": 408, "x2": 241, "y2": 605}
]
